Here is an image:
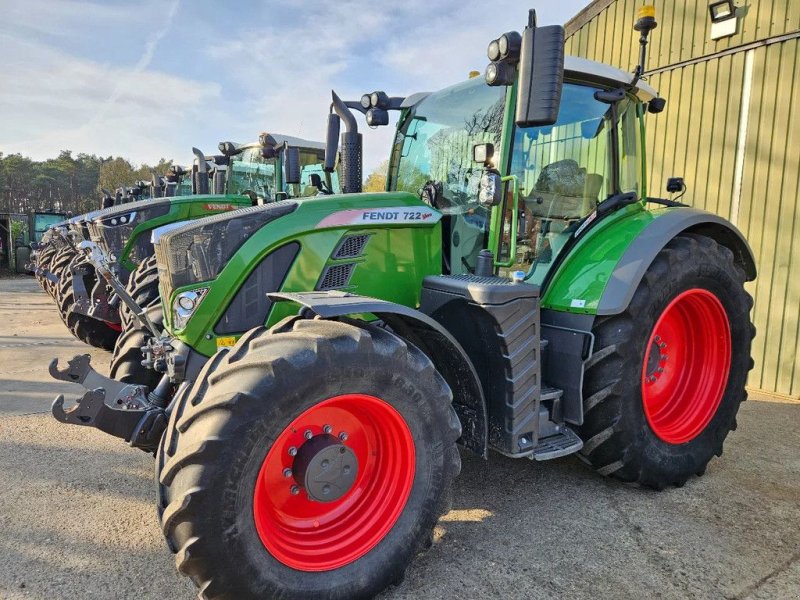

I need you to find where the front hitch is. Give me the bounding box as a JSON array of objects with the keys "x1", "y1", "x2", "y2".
[{"x1": 49, "y1": 354, "x2": 167, "y2": 450}]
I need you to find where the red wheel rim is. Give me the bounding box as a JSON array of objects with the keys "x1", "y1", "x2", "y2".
[
  {"x1": 641, "y1": 288, "x2": 731, "y2": 444},
  {"x1": 253, "y1": 394, "x2": 416, "y2": 571}
]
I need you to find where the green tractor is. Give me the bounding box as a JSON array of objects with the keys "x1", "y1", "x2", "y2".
[
  {"x1": 52, "y1": 135, "x2": 335, "y2": 350},
  {"x1": 49, "y1": 7, "x2": 755, "y2": 599},
  {"x1": 31, "y1": 181, "x2": 157, "y2": 296}
]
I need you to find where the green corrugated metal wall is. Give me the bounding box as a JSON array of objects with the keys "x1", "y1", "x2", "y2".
[{"x1": 565, "y1": 1, "x2": 800, "y2": 398}]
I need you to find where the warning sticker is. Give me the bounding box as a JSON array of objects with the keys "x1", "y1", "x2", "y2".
[
  {"x1": 317, "y1": 207, "x2": 442, "y2": 229},
  {"x1": 216, "y1": 335, "x2": 238, "y2": 348}
]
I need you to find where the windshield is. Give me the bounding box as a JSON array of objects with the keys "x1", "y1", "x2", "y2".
[
  {"x1": 389, "y1": 78, "x2": 506, "y2": 274},
  {"x1": 226, "y1": 147, "x2": 277, "y2": 200},
  {"x1": 501, "y1": 83, "x2": 641, "y2": 285},
  {"x1": 288, "y1": 148, "x2": 341, "y2": 197}
]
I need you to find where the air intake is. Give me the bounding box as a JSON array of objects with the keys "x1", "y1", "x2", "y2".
[
  {"x1": 317, "y1": 263, "x2": 356, "y2": 290},
  {"x1": 333, "y1": 234, "x2": 370, "y2": 259}
]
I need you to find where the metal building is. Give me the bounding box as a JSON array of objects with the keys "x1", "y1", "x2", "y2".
[{"x1": 565, "y1": 0, "x2": 800, "y2": 399}]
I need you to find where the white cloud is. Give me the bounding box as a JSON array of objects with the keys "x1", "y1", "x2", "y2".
[
  {"x1": 0, "y1": 35, "x2": 220, "y2": 165},
  {"x1": 0, "y1": 0, "x2": 589, "y2": 175}
]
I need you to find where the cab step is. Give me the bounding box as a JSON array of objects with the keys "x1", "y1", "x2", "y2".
[{"x1": 530, "y1": 426, "x2": 583, "y2": 461}]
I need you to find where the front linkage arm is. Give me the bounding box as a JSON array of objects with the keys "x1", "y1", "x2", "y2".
[{"x1": 49, "y1": 354, "x2": 168, "y2": 450}]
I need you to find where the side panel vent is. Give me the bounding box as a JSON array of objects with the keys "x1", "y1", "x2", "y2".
[
  {"x1": 333, "y1": 234, "x2": 370, "y2": 259},
  {"x1": 317, "y1": 263, "x2": 356, "y2": 290}
]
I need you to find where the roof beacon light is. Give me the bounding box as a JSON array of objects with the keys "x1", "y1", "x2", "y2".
[
  {"x1": 631, "y1": 5, "x2": 658, "y2": 87},
  {"x1": 634, "y1": 5, "x2": 657, "y2": 33}
]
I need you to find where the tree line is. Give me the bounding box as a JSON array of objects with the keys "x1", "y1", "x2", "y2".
[{"x1": 0, "y1": 151, "x2": 174, "y2": 216}]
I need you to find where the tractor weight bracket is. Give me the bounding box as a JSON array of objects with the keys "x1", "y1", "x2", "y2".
[{"x1": 49, "y1": 354, "x2": 166, "y2": 450}]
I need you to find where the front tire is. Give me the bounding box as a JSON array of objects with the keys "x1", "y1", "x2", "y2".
[
  {"x1": 119, "y1": 255, "x2": 160, "y2": 331},
  {"x1": 157, "y1": 317, "x2": 461, "y2": 599},
  {"x1": 110, "y1": 305, "x2": 163, "y2": 389},
  {"x1": 55, "y1": 255, "x2": 120, "y2": 350},
  {"x1": 579, "y1": 234, "x2": 755, "y2": 489}
]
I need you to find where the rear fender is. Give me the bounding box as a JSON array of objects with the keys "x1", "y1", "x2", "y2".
[
  {"x1": 269, "y1": 292, "x2": 488, "y2": 458},
  {"x1": 596, "y1": 208, "x2": 756, "y2": 315},
  {"x1": 542, "y1": 206, "x2": 756, "y2": 315}
]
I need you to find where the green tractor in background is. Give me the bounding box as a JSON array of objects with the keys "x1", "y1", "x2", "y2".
[
  {"x1": 49, "y1": 7, "x2": 755, "y2": 599},
  {"x1": 49, "y1": 134, "x2": 337, "y2": 351}
]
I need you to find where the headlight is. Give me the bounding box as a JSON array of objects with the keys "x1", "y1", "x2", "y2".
[{"x1": 172, "y1": 288, "x2": 208, "y2": 330}]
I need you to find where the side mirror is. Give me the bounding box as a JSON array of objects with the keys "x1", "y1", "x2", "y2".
[
  {"x1": 515, "y1": 13, "x2": 565, "y2": 127},
  {"x1": 324, "y1": 113, "x2": 341, "y2": 173},
  {"x1": 284, "y1": 146, "x2": 301, "y2": 185},
  {"x1": 473, "y1": 143, "x2": 495, "y2": 166},
  {"x1": 261, "y1": 146, "x2": 277, "y2": 159},
  {"x1": 479, "y1": 171, "x2": 502, "y2": 207},
  {"x1": 666, "y1": 177, "x2": 685, "y2": 193}
]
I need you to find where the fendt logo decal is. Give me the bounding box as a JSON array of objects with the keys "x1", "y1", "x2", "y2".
[
  {"x1": 317, "y1": 207, "x2": 442, "y2": 229},
  {"x1": 204, "y1": 203, "x2": 237, "y2": 211}
]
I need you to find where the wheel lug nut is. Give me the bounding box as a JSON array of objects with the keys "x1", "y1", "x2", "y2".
[
  {"x1": 339, "y1": 432, "x2": 348, "y2": 441},
  {"x1": 323, "y1": 424, "x2": 332, "y2": 434},
  {"x1": 659, "y1": 342, "x2": 667, "y2": 349},
  {"x1": 283, "y1": 468, "x2": 292, "y2": 478},
  {"x1": 654, "y1": 335, "x2": 661, "y2": 343},
  {"x1": 290, "y1": 485, "x2": 300, "y2": 495},
  {"x1": 288, "y1": 446, "x2": 297, "y2": 457},
  {"x1": 657, "y1": 367, "x2": 664, "y2": 373},
  {"x1": 321, "y1": 459, "x2": 329, "y2": 468},
  {"x1": 661, "y1": 354, "x2": 668, "y2": 361},
  {"x1": 304, "y1": 429, "x2": 313, "y2": 440},
  {"x1": 343, "y1": 465, "x2": 351, "y2": 474},
  {"x1": 322, "y1": 484, "x2": 331, "y2": 495}
]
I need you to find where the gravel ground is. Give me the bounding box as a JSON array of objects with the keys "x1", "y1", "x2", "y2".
[{"x1": 0, "y1": 276, "x2": 798, "y2": 600}]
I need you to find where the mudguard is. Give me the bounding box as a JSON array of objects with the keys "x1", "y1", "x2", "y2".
[
  {"x1": 542, "y1": 206, "x2": 756, "y2": 316},
  {"x1": 596, "y1": 208, "x2": 756, "y2": 315},
  {"x1": 269, "y1": 291, "x2": 489, "y2": 457}
]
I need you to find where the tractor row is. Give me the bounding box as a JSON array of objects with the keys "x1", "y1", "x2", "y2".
[{"x1": 42, "y1": 6, "x2": 755, "y2": 600}]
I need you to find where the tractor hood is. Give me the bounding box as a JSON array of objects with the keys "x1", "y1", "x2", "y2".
[
  {"x1": 86, "y1": 194, "x2": 249, "y2": 259},
  {"x1": 154, "y1": 201, "x2": 299, "y2": 298}
]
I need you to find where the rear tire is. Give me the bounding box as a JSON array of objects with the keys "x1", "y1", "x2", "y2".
[
  {"x1": 119, "y1": 255, "x2": 160, "y2": 331},
  {"x1": 110, "y1": 305, "x2": 163, "y2": 389},
  {"x1": 157, "y1": 317, "x2": 461, "y2": 600},
  {"x1": 578, "y1": 234, "x2": 755, "y2": 489}
]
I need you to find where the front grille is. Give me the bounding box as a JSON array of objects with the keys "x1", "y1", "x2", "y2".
[
  {"x1": 154, "y1": 239, "x2": 173, "y2": 301},
  {"x1": 317, "y1": 263, "x2": 355, "y2": 290},
  {"x1": 333, "y1": 234, "x2": 370, "y2": 259}
]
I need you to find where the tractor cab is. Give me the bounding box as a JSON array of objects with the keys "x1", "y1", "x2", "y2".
[
  {"x1": 218, "y1": 134, "x2": 340, "y2": 204},
  {"x1": 385, "y1": 59, "x2": 655, "y2": 283}
]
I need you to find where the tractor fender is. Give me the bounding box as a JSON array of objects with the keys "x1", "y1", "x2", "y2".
[
  {"x1": 596, "y1": 208, "x2": 756, "y2": 315},
  {"x1": 269, "y1": 291, "x2": 489, "y2": 458}
]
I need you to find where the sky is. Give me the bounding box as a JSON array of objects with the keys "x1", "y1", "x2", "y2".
[{"x1": 0, "y1": 0, "x2": 587, "y2": 176}]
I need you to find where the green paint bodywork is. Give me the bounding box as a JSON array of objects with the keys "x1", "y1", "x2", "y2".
[
  {"x1": 540, "y1": 203, "x2": 655, "y2": 313},
  {"x1": 158, "y1": 75, "x2": 694, "y2": 354},
  {"x1": 117, "y1": 194, "x2": 251, "y2": 272},
  {"x1": 168, "y1": 192, "x2": 442, "y2": 356}
]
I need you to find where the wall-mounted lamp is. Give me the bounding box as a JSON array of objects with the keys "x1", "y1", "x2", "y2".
[{"x1": 709, "y1": 0, "x2": 737, "y2": 40}]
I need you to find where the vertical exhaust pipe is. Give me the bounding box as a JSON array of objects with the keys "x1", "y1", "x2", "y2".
[
  {"x1": 329, "y1": 91, "x2": 362, "y2": 193},
  {"x1": 192, "y1": 147, "x2": 210, "y2": 195}
]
